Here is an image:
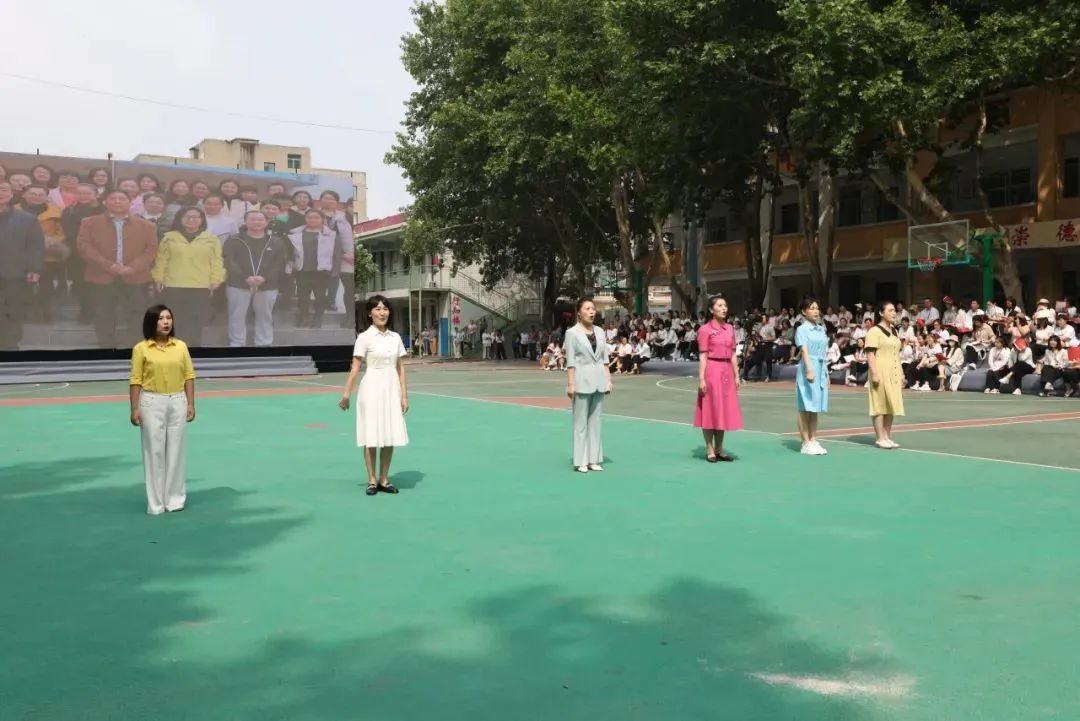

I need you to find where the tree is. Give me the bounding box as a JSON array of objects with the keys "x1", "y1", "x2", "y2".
[
  {"x1": 352, "y1": 240, "x2": 377, "y2": 295},
  {"x1": 389, "y1": 0, "x2": 624, "y2": 322}
]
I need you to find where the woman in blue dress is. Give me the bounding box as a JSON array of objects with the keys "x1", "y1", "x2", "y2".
[{"x1": 795, "y1": 297, "x2": 830, "y2": 455}]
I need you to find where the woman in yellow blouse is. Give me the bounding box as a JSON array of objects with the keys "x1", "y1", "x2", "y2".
[
  {"x1": 865, "y1": 301, "x2": 905, "y2": 449},
  {"x1": 130, "y1": 305, "x2": 196, "y2": 515},
  {"x1": 151, "y1": 207, "x2": 225, "y2": 347}
]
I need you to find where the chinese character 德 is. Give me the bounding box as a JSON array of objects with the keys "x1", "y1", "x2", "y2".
[{"x1": 1057, "y1": 221, "x2": 1078, "y2": 244}]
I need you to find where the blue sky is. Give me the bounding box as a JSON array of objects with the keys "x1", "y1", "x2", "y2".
[{"x1": 0, "y1": 0, "x2": 418, "y2": 219}]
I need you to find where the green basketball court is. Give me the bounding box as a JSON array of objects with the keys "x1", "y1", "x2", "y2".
[{"x1": 2, "y1": 365, "x2": 1078, "y2": 720}]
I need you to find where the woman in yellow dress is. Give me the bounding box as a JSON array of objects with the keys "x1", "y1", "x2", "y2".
[{"x1": 865, "y1": 301, "x2": 905, "y2": 449}]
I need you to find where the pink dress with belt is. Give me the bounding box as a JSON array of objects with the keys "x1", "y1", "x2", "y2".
[{"x1": 693, "y1": 320, "x2": 744, "y2": 431}]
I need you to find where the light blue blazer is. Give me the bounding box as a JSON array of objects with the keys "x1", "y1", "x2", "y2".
[{"x1": 565, "y1": 324, "x2": 610, "y2": 395}]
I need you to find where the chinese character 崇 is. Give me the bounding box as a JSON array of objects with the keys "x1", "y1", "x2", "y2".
[{"x1": 1012, "y1": 225, "x2": 1030, "y2": 247}]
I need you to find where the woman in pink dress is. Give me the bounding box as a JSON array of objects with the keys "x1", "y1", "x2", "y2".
[{"x1": 694, "y1": 295, "x2": 744, "y2": 462}]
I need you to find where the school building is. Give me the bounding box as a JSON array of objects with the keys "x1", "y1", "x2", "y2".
[{"x1": 670, "y1": 87, "x2": 1080, "y2": 312}]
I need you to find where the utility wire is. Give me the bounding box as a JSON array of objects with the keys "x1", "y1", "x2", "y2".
[{"x1": 0, "y1": 71, "x2": 398, "y2": 135}]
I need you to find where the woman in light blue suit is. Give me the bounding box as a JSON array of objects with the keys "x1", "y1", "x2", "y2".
[{"x1": 565, "y1": 297, "x2": 613, "y2": 473}]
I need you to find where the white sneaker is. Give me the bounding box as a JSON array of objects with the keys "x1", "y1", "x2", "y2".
[
  {"x1": 575, "y1": 465, "x2": 589, "y2": 473},
  {"x1": 1045, "y1": 382, "x2": 1054, "y2": 391},
  {"x1": 1013, "y1": 389, "x2": 1022, "y2": 396},
  {"x1": 811, "y1": 440, "x2": 828, "y2": 455},
  {"x1": 887, "y1": 440, "x2": 901, "y2": 449},
  {"x1": 990, "y1": 389, "x2": 999, "y2": 394},
  {"x1": 983, "y1": 388, "x2": 991, "y2": 394},
  {"x1": 800, "y1": 442, "x2": 816, "y2": 455},
  {"x1": 588, "y1": 463, "x2": 604, "y2": 472}
]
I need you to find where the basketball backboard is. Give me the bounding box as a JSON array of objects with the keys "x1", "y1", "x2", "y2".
[{"x1": 907, "y1": 220, "x2": 972, "y2": 271}]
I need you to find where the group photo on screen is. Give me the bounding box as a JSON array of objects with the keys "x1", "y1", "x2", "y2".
[{"x1": 0, "y1": 151, "x2": 356, "y2": 351}]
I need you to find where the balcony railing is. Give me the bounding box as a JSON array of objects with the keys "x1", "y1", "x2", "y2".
[{"x1": 363, "y1": 265, "x2": 531, "y2": 320}]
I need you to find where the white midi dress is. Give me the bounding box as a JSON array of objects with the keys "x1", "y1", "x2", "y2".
[{"x1": 353, "y1": 326, "x2": 410, "y2": 447}]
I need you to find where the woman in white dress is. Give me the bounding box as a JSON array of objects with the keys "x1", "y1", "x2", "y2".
[{"x1": 339, "y1": 295, "x2": 410, "y2": 495}]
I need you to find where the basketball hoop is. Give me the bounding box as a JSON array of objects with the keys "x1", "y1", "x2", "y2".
[{"x1": 914, "y1": 257, "x2": 943, "y2": 273}]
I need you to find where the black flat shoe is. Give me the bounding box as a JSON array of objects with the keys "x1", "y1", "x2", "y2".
[
  {"x1": 378, "y1": 483, "x2": 399, "y2": 494},
  {"x1": 366, "y1": 484, "x2": 378, "y2": 496},
  {"x1": 716, "y1": 454, "x2": 735, "y2": 462}
]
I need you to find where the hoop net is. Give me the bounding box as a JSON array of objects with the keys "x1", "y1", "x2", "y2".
[{"x1": 914, "y1": 257, "x2": 943, "y2": 273}]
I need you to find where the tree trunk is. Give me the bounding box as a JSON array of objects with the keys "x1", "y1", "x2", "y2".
[
  {"x1": 995, "y1": 250, "x2": 1023, "y2": 300},
  {"x1": 743, "y1": 172, "x2": 776, "y2": 309},
  {"x1": 972, "y1": 95, "x2": 1024, "y2": 302},
  {"x1": 652, "y1": 217, "x2": 699, "y2": 313},
  {"x1": 797, "y1": 167, "x2": 837, "y2": 302},
  {"x1": 543, "y1": 251, "x2": 560, "y2": 327}
]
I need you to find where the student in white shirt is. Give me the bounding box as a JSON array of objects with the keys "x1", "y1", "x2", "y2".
[
  {"x1": 481, "y1": 330, "x2": 493, "y2": 359},
  {"x1": 1052, "y1": 313, "x2": 1078, "y2": 348},
  {"x1": 1036, "y1": 336, "x2": 1069, "y2": 396},
  {"x1": 897, "y1": 317, "x2": 916, "y2": 342},
  {"x1": 983, "y1": 337, "x2": 1012, "y2": 393},
  {"x1": 999, "y1": 341, "x2": 1035, "y2": 395},
  {"x1": 851, "y1": 319, "x2": 870, "y2": 342},
  {"x1": 826, "y1": 336, "x2": 842, "y2": 370},
  {"x1": 899, "y1": 337, "x2": 916, "y2": 388},
  {"x1": 662, "y1": 325, "x2": 678, "y2": 360},
  {"x1": 614, "y1": 338, "x2": 633, "y2": 374},
  {"x1": 913, "y1": 335, "x2": 943, "y2": 391},
  {"x1": 684, "y1": 325, "x2": 698, "y2": 361},
  {"x1": 844, "y1": 338, "x2": 869, "y2": 387},
  {"x1": 1033, "y1": 298, "x2": 1056, "y2": 325},
  {"x1": 939, "y1": 337, "x2": 966, "y2": 392},
  {"x1": 630, "y1": 338, "x2": 650, "y2": 374},
  {"x1": 1033, "y1": 316, "x2": 1054, "y2": 359}
]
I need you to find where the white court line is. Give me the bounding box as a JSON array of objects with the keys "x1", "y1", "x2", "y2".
[
  {"x1": 0, "y1": 382, "x2": 71, "y2": 396},
  {"x1": 654, "y1": 376, "x2": 1080, "y2": 403},
  {"x1": 410, "y1": 389, "x2": 1080, "y2": 474},
  {"x1": 228, "y1": 376, "x2": 1080, "y2": 473},
  {"x1": 751, "y1": 672, "x2": 914, "y2": 699},
  {"x1": 267, "y1": 376, "x2": 567, "y2": 389}
]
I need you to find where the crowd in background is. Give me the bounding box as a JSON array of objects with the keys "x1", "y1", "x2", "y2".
[{"x1": 467, "y1": 294, "x2": 1080, "y2": 397}]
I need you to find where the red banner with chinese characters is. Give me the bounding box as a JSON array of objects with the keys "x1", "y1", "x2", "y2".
[{"x1": 451, "y1": 294, "x2": 461, "y2": 326}]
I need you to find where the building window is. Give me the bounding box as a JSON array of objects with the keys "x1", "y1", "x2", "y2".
[
  {"x1": 263, "y1": 161, "x2": 276, "y2": 172},
  {"x1": 1064, "y1": 157, "x2": 1079, "y2": 199},
  {"x1": 980, "y1": 168, "x2": 1034, "y2": 207},
  {"x1": 287, "y1": 154, "x2": 302, "y2": 171},
  {"x1": 705, "y1": 215, "x2": 728, "y2": 245},
  {"x1": 876, "y1": 187, "x2": 900, "y2": 222},
  {"x1": 838, "y1": 186, "x2": 863, "y2": 227},
  {"x1": 190, "y1": 148, "x2": 200, "y2": 160},
  {"x1": 986, "y1": 98, "x2": 1011, "y2": 128},
  {"x1": 779, "y1": 203, "x2": 800, "y2": 234}
]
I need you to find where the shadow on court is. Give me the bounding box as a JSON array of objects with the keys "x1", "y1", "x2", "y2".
[
  {"x1": 0, "y1": 455, "x2": 308, "y2": 721},
  {"x1": 0, "y1": 461, "x2": 896, "y2": 720}
]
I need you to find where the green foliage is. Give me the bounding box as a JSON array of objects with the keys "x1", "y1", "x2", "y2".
[
  {"x1": 389, "y1": 0, "x2": 1080, "y2": 305},
  {"x1": 352, "y1": 239, "x2": 377, "y2": 286}
]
